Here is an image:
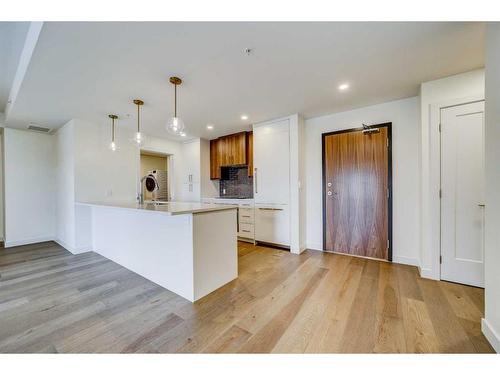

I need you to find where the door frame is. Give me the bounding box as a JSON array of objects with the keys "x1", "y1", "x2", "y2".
[
  {"x1": 321, "y1": 122, "x2": 393, "y2": 261},
  {"x1": 421, "y1": 95, "x2": 485, "y2": 281},
  {"x1": 439, "y1": 99, "x2": 485, "y2": 286},
  {"x1": 137, "y1": 147, "x2": 174, "y2": 201}
]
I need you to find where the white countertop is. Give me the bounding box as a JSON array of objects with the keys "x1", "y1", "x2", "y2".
[
  {"x1": 202, "y1": 197, "x2": 254, "y2": 205},
  {"x1": 76, "y1": 201, "x2": 237, "y2": 215}
]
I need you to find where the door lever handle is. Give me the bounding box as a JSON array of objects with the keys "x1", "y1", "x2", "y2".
[{"x1": 478, "y1": 204, "x2": 485, "y2": 207}]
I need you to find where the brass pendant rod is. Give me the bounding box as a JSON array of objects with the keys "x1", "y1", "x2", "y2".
[
  {"x1": 137, "y1": 103, "x2": 140, "y2": 133},
  {"x1": 174, "y1": 84, "x2": 177, "y2": 118},
  {"x1": 108, "y1": 114, "x2": 118, "y2": 143}
]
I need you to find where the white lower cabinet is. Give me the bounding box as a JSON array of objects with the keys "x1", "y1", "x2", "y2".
[
  {"x1": 238, "y1": 222, "x2": 254, "y2": 238},
  {"x1": 201, "y1": 198, "x2": 255, "y2": 242},
  {"x1": 237, "y1": 205, "x2": 255, "y2": 241},
  {"x1": 254, "y1": 204, "x2": 290, "y2": 247}
]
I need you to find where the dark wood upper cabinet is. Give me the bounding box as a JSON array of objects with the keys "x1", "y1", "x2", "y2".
[
  {"x1": 210, "y1": 131, "x2": 253, "y2": 180},
  {"x1": 234, "y1": 132, "x2": 247, "y2": 165},
  {"x1": 210, "y1": 139, "x2": 221, "y2": 180}
]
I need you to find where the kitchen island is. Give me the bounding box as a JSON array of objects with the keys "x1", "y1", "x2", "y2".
[{"x1": 76, "y1": 201, "x2": 238, "y2": 302}]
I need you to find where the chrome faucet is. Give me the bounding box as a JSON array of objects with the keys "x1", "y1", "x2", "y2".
[{"x1": 138, "y1": 174, "x2": 155, "y2": 205}]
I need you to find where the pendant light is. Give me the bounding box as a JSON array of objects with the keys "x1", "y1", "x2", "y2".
[
  {"x1": 165, "y1": 76, "x2": 185, "y2": 135},
  {"x1": 108, "y1": 114, "x2": 118, "y2": 151},
  {"x1": 132, "y1": 99, "x2": 145, "y2": 146}
]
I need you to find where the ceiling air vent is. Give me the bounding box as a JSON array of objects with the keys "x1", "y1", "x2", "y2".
[{"x1": 28, "y1": 124, "x2": 52, "y2": 133}]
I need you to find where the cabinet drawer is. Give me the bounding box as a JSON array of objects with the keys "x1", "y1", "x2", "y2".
[
  {"x1": 238, "y1": 208, "x2": 254, "y2": 223},
  {"x1": 254, "y1": 204, "x2": 290, "y2": 246},
  {"x1": 238, "y1": 223, "x2": 254, "y2": 238}
]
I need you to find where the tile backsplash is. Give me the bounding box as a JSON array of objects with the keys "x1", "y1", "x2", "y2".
[{"x1": 220, "y1": 166, "x2": 253, "y2": 198}]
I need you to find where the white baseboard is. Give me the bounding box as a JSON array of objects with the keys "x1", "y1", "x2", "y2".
[
  {"x1": 418, "y1": 266, "x2": 439, "y2": 280},
  {"x1": 482, "y1": 318, "x2": 500, "y2": 353},
  {"x1": 392, "y1": 255, "x2": 420, "y2": 267},
  {"x1": 4, "y1": 236, "x2": 55, "y2": 248},
  {"x1": 306, "y1": 242, "x2": 324, "y2": 252},
  {"x1": 54, "y1": 238, "x2": 92, "y2": 255},
  {"x1": 306, "y1": 247, "x2": 324, "y2": 253}
]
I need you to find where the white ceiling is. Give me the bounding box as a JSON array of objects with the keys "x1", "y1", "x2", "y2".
[
  {"x1": 0, "y1": 22, "x2": 30, "y2": 111},
  {"x1": 3, "y1": 22, "x2": 485, "y2": 139}
]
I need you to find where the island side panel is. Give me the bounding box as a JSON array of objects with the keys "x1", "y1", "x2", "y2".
[
  {"x1": 91, "y1": 206, "x2": 195, "y2": 301},
  {"x1": 192, "y1": 208, "x2": 238, "y2": 301}
]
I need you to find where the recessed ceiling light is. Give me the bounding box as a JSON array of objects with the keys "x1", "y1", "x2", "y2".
[
  {"x1": 338, "y1": 83, "x2": 350, "y2": 91},
  {"x1": 206, "y1": 124, "x2": 214, "y2": 130},
  {"x1": 241, "y1": 115, "x2": 249, "y2": 120},
  {"x1": 180, "y1": 132, "x2": 186, "y2": 137}
]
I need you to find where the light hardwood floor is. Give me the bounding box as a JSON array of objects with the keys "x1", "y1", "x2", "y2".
[{"x1": 0, "y1": 241, "x2": 494, "y2": 353}]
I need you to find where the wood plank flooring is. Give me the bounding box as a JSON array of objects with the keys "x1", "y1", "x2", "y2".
[{"x1": 0, "y1": 241, "x2": 494, "y2": 353}]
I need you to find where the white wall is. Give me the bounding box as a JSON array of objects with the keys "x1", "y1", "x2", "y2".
[
  {"x1": 67, "y1": 119, "x2": 184, "y2": 204},
  {"x1": 3, "y1": 128, "x2": 56, "y2": 246},
  {"x1": 54, "y1": 118, "x2": 185, "y2": 253},
  {"x1": 55, "y1": 120, "x2": 75, "y2": 250},
  {"x1": 419, "y1": 69, "x2": 485, "y2": 279},
  {"x1": 74, "y1": 119, "x2": 137, "y2": 203},
  {"x1": 305, "y1": 97, "x2": 420, "y2": 266},
  {"x1": 483, "y1": 23, "x2": 500, "y2": 353}
]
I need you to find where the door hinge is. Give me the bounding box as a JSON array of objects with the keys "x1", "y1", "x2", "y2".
[
  {"x1": 387, "y1": 240, "x2": 390, "y2": 250},
  {"x1": 386, "y1": 138, "x2": 389, "y2": 147},
  {"x1": 439, "y1": 189, "x2": 442, "y2": 198},
  {"x1": 439, "y1": 123, "x2": 441, "y2": 132},
  {"x1": 440, "y1": 255, "x2": 442, "y2": 264},
  {"x1": 387, "y1": 188, "x2": 389, "y2": 199}
]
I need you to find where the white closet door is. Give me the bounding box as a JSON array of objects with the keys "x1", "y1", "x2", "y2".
[
  {"x1": 253, "y1": 119, "x2": 290, "y2": 205},
  {"x1": 441, "y1": 101, "x2": 485, "y2": 287}
]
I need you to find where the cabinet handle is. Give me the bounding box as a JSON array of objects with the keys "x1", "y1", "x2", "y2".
[
  {"x1": 254, "y1": 168, "x2": 258, "y2": 194},
  {"x1": 241, "y1": 230, "x2": 251, "y2": 233},
  {"x1": 242, "y1": 215, "x2": 251, "y2": 218},
  {"x1": 258, "y1": 207, "x2": 284, "y2": 211}
]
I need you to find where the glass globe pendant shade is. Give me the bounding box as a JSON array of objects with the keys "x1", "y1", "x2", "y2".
[
  {"x1": 166, "y1": 77, "x2": 185, "y2": 137},
  {"x1": 166, "y1": 116, "x2": 185, "y2": 135},
  {"x1": 131, "y1": 131, "x2": 145, "y2": 147},
  {"x1": 109, "y1": 141, "x2": 117, "y2": 152}
]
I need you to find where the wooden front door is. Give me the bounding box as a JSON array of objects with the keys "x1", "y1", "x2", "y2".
[{"x1": 322, "y1": 123, "x2": 392, "y2": 260}]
